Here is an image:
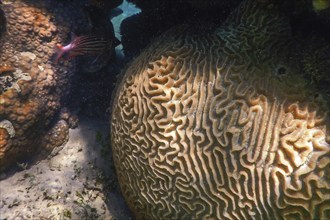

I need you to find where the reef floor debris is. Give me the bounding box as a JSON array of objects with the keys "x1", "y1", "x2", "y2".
[{"x1": 0, "y1": 117, "x2": 132, "y2": 220}]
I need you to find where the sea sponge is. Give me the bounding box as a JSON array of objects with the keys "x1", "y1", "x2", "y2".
[{"x1": 111, "y1": 0, "x2": 330, "y2": 219}]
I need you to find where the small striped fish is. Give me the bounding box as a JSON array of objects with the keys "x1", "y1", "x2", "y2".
[{"x1": 53, "y1": 34, "x2": 119, "y2": 63}]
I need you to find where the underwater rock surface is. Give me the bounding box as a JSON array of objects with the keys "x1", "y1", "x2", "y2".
[
  {"x1": 111, "y1": 0, "x2": 330, "y2": 219},
  {"x1": 0, "y1": 0, "x2": 88, "y2": 170}
]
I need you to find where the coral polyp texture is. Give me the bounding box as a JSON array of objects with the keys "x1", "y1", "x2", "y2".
[
  {"x1": 111, "y1": 0, "x2": 330, "y2": 219},
  {"x1": 0, "y1": 0, "x2": 88, "y2": 170}
]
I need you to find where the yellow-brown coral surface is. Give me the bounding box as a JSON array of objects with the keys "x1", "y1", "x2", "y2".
[
  {"x1": 111, "y1": 0, "x2": 330, "y2": 219},
  {"x1": 0, "y1": 0, "x2": 87, "y2": 170}
]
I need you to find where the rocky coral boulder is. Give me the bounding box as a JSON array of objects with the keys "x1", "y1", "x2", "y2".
[{"x1": 0, "y1": 0, "x2": 88, "y2": 170}]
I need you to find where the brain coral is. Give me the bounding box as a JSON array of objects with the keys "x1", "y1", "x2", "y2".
[
  {"x1": 0, "y1": 0, "x2": 88, "y2": 170},
  {"x1": 111, "y1": 0, "x2": 330, "y2": 219}
]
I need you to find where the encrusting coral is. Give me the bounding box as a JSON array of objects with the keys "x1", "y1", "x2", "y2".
[
  {"x1": 0, "y1": 0, "x2": 89, "y2": 170},
  {"x1": 111, "y1": 0, "x2": 330, "y2": 219}
]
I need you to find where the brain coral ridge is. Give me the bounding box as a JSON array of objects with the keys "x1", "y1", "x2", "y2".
[{"x1": 111, "y1": 0, "x2": 330, "y2": 219}]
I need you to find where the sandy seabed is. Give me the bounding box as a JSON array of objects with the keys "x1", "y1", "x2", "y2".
[{"x1": 0, "y1": 117, "x2": 132, "y2": 220}]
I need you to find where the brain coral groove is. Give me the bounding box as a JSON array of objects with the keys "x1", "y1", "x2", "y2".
[{"x1": 111, "y1": 0, "x2": 330, "y2": 219}]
